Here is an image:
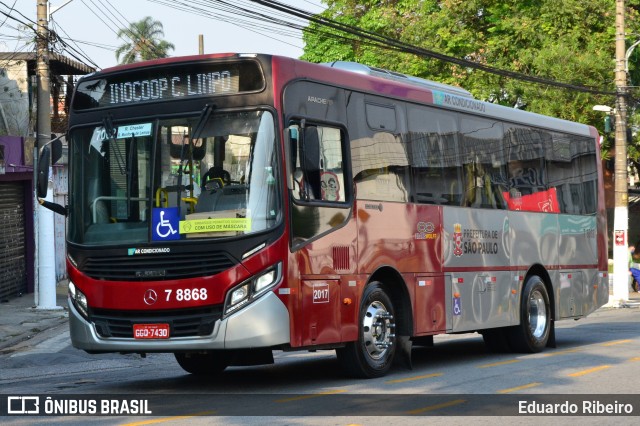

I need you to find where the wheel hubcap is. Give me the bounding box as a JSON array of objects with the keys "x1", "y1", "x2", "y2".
[
  {"x1": 362, "y1": 300, "x2": 395, "y2": 360},
  {"x1": 528, "y1": 289, "x2": 547, "y2": 339}
]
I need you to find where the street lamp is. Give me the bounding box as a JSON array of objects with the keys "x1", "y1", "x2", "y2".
[{"x1": 593, "y1": 105, "x2": 614, "y2": 113}]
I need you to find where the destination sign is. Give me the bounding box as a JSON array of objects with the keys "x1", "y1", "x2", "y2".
[{"x1": 73, "y1": 61, "x2": 265, "y2": 110}]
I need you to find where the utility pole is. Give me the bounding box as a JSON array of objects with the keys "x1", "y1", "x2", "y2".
[
  {"x1": 35, "y1": 0, "x2": 58, "y2": 309},
  {"x1": 199, "y1": 34, "x2": 204, "y2": 55},
  {"x1": 612, "y1": 0, "x2": 630, "y2": 305}
]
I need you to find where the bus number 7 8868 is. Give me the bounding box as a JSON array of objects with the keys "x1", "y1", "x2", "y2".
[{"x1": 164, "y1": 288, "x2": 208, "y2": 302}]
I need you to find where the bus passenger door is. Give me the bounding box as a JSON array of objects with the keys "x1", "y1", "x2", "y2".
[{"x1": 301, "y1": 279, "x2": 341, "y2": 346}]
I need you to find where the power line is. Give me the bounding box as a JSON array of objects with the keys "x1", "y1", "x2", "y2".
[
  {"x1": 0, "y1": 0, "x2": 16, "y2": 30},
  {"x1": 142, "y1": 0, "x2": 616, "y2": 96},
  {"x1": 146, "y1": 0, "x2": 308, "y2": 50},
  {"x1": 0, "y1": 0, "x2": 37, "y2": 27},
  {"x1": 81, "y1": 0, "x2": 171, "y2": 62},
  {"x1": 250, "y1": 0, "x2": 617, "y2": 96},
  {"x1": 49, "y1": 20, "x2": 100, "y2": 69}
]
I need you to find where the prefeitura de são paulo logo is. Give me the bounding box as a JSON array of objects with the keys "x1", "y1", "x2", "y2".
[{"x1": 453, "y1": 223, "x2": 463, "y2": 257}]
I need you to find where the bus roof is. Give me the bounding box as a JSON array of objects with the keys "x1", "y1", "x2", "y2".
[
  {"x1": 274, "y1": 55, "x2": 595, "y2": 138},
  {"x1": 83, "y1": 53, "x2": 596, "y2": 139}
]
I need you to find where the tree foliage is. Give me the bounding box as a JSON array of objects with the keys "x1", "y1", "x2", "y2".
[
  {"x1": 115, "y1": 16, "x2": 175, "y2": 64},
  {"x1": 302, "y1": 0, "x2": 640, "y2": 163}
]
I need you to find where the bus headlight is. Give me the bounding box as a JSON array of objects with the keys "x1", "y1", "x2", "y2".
[
  {"x1": 224, "y1": 263, "x2": 282, "y2": 317},
  {"x1": 68, "y1": 281, "x2": 89, "y2": 319}
]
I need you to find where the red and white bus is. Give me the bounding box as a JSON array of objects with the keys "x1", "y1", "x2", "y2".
[{"x1": 38, "y1": 53, "x2": 609, "y2": 378}]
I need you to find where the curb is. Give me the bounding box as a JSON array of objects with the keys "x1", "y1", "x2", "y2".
[
  {"x1": 0, "y1": 315, "x2": 69, "y2": 355},
  {"x1": 0, "y1": 286, "x2": 69, "y2": 355}
]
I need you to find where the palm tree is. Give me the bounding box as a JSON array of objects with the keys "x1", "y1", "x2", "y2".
[{"x1": 115, "y1": 17, "x2": 175, "y2": 64}]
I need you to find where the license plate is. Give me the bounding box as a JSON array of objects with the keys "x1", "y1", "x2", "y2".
[{"x1": 133, "y1": 323, "x2": 170, "y2": 339}]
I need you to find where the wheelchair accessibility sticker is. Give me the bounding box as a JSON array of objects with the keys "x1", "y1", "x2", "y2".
[
  {"x1": 453, "y1": 296, "x2": 462, "y2": 316},
  {"x1": 152, "y1": 207, "x2": 180, "y2": 241}
]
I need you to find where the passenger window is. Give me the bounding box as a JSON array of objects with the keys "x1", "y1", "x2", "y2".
[
  {"x1": 504, "y1": 125, "x2": 556, "y2": 212},
  {"x1": 407, "y1": 105, "x2": 463, "y2": 205},
  {"x1": 460, "y1": 116, "x2": 507, "y2": 209}
]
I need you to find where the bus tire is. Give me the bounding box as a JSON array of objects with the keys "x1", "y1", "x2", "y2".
[
  {"x1": 336, "y1": 282, "x2": 396, "y2": 378},
  {"x1": 507, "y1": 275, "x2": 551, "y2": 353},
  {"x1": 174, "y1": 352, "x2": 229, "y2": 375}
]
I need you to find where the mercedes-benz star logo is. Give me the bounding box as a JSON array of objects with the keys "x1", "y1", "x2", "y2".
[{"x1": 143, "y1": 289, "x2": 158, "y2": 305}]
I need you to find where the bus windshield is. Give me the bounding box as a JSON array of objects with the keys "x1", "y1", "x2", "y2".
[{"x1": 68, "y1": 110, "x2": 280, "y2": 245}]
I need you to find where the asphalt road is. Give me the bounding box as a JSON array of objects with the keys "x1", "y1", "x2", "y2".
[{"x1": 1, "y1": 306, "x2": 639, "y2": 425}]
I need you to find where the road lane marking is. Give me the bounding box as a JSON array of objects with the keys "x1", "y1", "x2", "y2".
[
  {"x1": 630, "y1": 356, "x2": 640, "y2": 362},
  {"x1": 542, "y1": 348, "x2": 581, "y2": 357},
  {"x1": 477, "y1": 359, "x2": 520, "y2": 368},
  {"x1": 275, "y1": 389, "x2": 347, "y2": 403},
  {"x1": 601, "y1": 339, "x2": 632, "y2": 347},
  {"x1": 122, "y1": 411, "x2": 216, "y2": 425},
  {"x1": 386, "y1": 373, "x2": 443, "y2": 384},
  {"x1": 497, "y1": 382, "x2": 542, "y2": 394},
  {"x1": 568, "y1": 365, "x2": 611, "y2": 377},
  {"x1": 407, "y1": 398, "x2": 466, "y2": 414}
]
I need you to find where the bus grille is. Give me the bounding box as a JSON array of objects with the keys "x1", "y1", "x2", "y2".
[
  {"x1": 82, "y1": 251, "x2": 237, "y2": 281},
  {"x1": 91, "y1": 306, "x2": 223, "y2": 338}
]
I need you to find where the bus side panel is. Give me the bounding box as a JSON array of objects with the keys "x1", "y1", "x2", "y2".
[
  {"x1": 354, "y1": 201, "x2": 445, "y2": 335},
  {"x1": 414, "y1": 274, "x2": 446, "y2": 334},
  {"x1": 558, "y1": 214, "x2": 598, "y2": 318},
  {"x1": 289, "y1": 210, "x2": 359, "y2": 348},
  {"x1": 356, "y1": 202, "x2": 426, "y2": 274},
  {"x1": 507, "y1": 211, "x2": 559, "y2": 317},
  {"x1": 412, "y1": 204, "x2": 445, "y2": 335},
  {"x1": 442, "y1": 207, "x2": 515, "y2": 332},
  {"x1": 300, "y1": 279, "x2": 341, "y2": 346}
]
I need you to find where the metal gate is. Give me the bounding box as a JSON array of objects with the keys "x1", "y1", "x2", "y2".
[{"x1": 0, "y1": 181, "x2": 26, "y2": 300}]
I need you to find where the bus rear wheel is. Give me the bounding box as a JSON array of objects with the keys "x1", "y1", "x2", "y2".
[
  {"x1": 508, "y1": 275, "x2": 551, "y2": 353},
  {"x1": 175, "y1": 352, "x2": 229, "y2": 375},
  {"x1": 336, "y1": 282, "x2": 396, "y2": 378}
]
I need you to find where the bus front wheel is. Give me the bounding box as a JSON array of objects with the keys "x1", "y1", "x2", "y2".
[
  {"x1": 336, "y1": 282, "x2": 397, "y2": 378},
  {"x1": 175, "y1": 351, "x2": 229, "y2": 375},
  {"x1": 508, "y1": 275, "x2": 551, "y2": 353}
]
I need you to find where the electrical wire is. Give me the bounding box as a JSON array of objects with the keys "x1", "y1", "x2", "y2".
[{"x1": 246, "y1": 0, "x2": 616, "y2": 96}]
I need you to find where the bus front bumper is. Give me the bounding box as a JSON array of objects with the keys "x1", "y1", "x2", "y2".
[{"x1": 68, "y1": 292, "x2": 291, "y2": 353}]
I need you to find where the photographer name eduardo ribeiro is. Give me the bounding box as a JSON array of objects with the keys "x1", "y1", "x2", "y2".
[{"x1": 518, "y1": 399, "x2": 634, "y2": 415}]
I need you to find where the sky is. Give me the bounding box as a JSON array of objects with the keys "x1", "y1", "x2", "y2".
[{"x1": 0, "y1": 0, "x2": 325, "y2": 70}]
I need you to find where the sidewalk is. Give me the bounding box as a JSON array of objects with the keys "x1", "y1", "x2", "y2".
[
  {"x1": 0, "y1": 280, "x2": 69, "y2": 354},
  {"x1": 622, "y1": 289, "x2": 640, "y2": 306}
]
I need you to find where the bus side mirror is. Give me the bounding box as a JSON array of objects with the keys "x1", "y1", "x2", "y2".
[
  {"x1": 284, "y1": 126, "x2": 298, "y2": 190},
  {"x1": 36, "y1": 144, "x2": 51, "y2": 198},
  {"x1": 51, "y1": 136, "x2": 62, "y2": 164},
  {"x1": 36, "y1": 138, "x2": 62, "y2": 198}
]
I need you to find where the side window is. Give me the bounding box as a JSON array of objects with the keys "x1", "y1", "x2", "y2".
[
  {"x1": 504, "y1": 125, "x2": 557, "y2": 212},
  {"x1": 289, "y1": 123, "x2": 347, "y2": 204},
  {"x1": 547, "y1": 133, "x2": 598, "y2": 214},
  {"x1": 407, "y1": 105, "x2": 463, "y2": 205},
  {"x1": 352, "y1": 131, "x2": 410, "y2": 202},
  {"x1": 366, "y1": 103, "x2": 397, "y2": 131},
  {"x1": 460, "y1": 116, "x2": 507, "y2": 209}
]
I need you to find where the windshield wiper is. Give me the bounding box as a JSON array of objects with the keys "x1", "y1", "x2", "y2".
[
  {"x1": 101, "y1": 114, "x2": 127, "y2": 176},
  {"x1": 126, "y1": 133, "x2": 137, "y2": 217},
  {"x1": 176, "y1": 104, "x2": 215, "y2": 211}
]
